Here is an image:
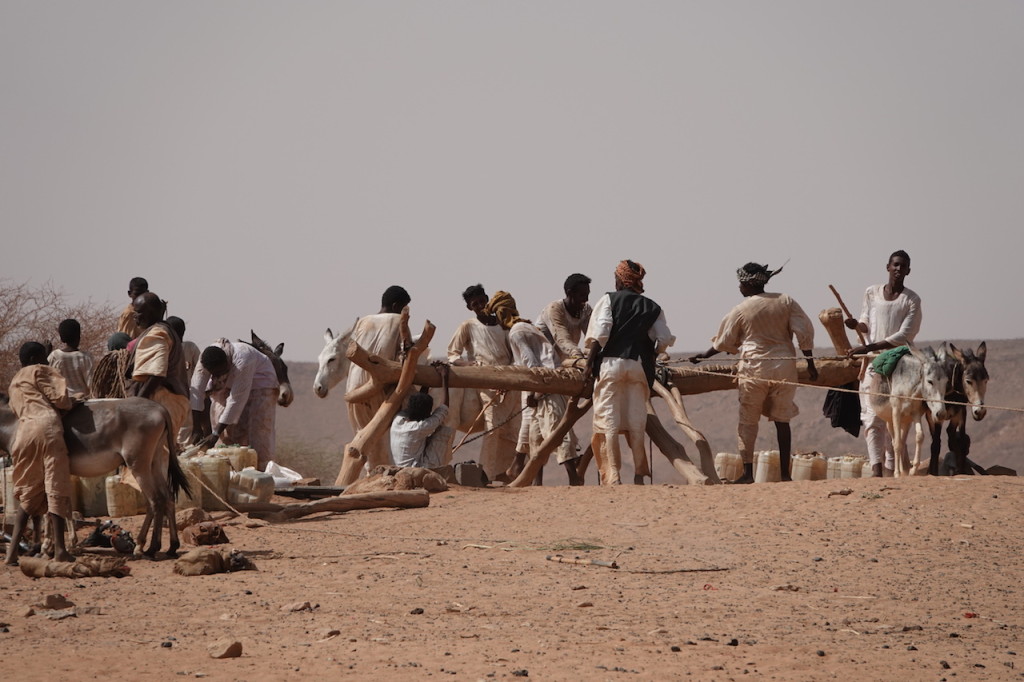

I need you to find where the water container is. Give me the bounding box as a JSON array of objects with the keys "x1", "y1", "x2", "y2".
[
  {"x1": 840, "y1": 455, "x2": 867, "y2": 479},
  {"x1": 176, "y1": 457, "x2": 204, "y2": 511},
  {"x1": 1, "y1": 464, "x2": 16, "y2": 529},
  {"x1": 791, "y1": 453, "x2": 828, "y2": 481},
  {"x1": 105, "y1": 475, "x2": 147, "y2": 517},
  {"x1": 754, "y1": 450, "x2": 781, "y2": 483},
  {"x1": 826, "y1": 457, "x2": 844, "y2": 480},
  {"x1": 195, "y1": 454, "x2": 231, "y2": 511},
  {"x1": 714, "y1": 452, "x2": 744, "y2": 483},
  {"x1": 228, "y1": 468, "x2": 275, "y2": 505},
  {"x1": 76, "y1": 475, "x2": 113, "y2": 517},
  {"x1": 209, "y1": 446, "x2": 258, "y2": 472}
]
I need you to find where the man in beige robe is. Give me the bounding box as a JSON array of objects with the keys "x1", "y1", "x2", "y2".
[
  {"x1": 116, "y1": 276, "x2": 149, "y2": 339},
  {"x1": 128, "y1": 292, "x2": 190, "y2": 436},
  {"x1": 346, "y1": 286, "x2": 411, "y2": 472},
  {"x1": 690, "y1": 263, "x2": 818, "y2": 483},
  {"x1": 447, "y1": 284, "x2": 520, "y2": 480},
  {"x1": 5, "y1": 342, "x2": 78, "y2": 564}
]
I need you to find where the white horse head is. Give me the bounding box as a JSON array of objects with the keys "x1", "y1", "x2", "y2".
[
  {"x1": 313, "y1": 323, "x2": 355, "y2": 399},
  {"x1": 950, "y1": 341, "x2": 988, "y2": 421}
]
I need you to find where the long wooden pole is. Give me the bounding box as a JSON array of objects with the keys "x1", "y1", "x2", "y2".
[{"x1": 828, "y1": 284, "x2": 869, "y2": 381}]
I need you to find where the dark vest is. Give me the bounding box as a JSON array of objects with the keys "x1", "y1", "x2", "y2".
[{"x1": 599, "y1": 290, "x2": 663, "y2": 387}]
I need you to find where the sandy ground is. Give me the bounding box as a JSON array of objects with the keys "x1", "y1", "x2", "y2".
[{"x1": 2, "y1": 475, "x2": 1022, "y2": 681}]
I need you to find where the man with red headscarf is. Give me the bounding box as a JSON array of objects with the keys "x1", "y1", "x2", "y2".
[{"x1": 583, "y1": 260, "x2": 675, "y2": 485}]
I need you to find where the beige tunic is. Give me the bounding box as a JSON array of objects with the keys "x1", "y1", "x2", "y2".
[
  {"x1": 8, "y1": 365, "x2": 74, "y2": 517},
  {"x1": 346, "y1": 313, "x2": 404, "y2": 469},
  {"x1": 536, "y1": 299, "x2": 592, "y2": 365},
  {"x1": 47, "y1": 349, "x2": 94, "y2": 398},
  {"x1": 446, "y1": 318, "x2": 521, "y2": 476},
  {"x1": 132, "y1": 326, "x2": 189, "y2": 434},
  {"x1": 117, "y1": 303, "x2": 141, "y2": 339},
  {"x1": 712, "y1": 292, "x2": 814, "y2": 424}
]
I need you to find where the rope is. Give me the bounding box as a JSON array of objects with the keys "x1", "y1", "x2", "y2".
[
  {"x1": 677, "y1": 364, "x2": 1024, "y2": 415},
  {"x1": 450, "y1": 403, "x2": 527, "y2": 449}
]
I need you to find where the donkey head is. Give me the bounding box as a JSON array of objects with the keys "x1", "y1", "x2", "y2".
[
  {"x1": 313, "y1": 322, "x2": 355, "y2": 399},
  {"x1": 950, "y1": 341, "x2": 988, "y2": 421}
]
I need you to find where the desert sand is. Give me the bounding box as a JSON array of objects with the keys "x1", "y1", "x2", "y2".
[{"x1": 2, "y1": 474, "x2": 1022, "y2": 681}]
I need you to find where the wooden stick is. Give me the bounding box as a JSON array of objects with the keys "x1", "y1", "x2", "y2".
[
  {"x1": 650, "y1": 382, "x2": 721, "y2": 484},
  {"x1": 546, "y1": 554, "x2": 619, "y2": 569},
  {"x1": 334, "y1": 320, "x2": 436, "y2": 487},
  {"x1": 248, "y1": 490, "x2": 430, "y2": 522},
  {"x1": 343, "y1": 348, "x2": 859, "y2": 399},
  {"x1": 644, "y1": 403, "x2": 711, "y2": 485},
  {"x1": 507, "y1": 396, "x2": 592, "y2": 487},
  {"x1": 829, "y1": 284, "x2": 869, "y2": 381}
]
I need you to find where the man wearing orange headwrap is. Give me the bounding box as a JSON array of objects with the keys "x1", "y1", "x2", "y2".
[{"x1": 583, "y1": 260, "x2": 675, "y2": 485}]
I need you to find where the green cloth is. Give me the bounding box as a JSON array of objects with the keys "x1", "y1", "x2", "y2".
[{"x1": 871, "y1": 345, "x2": 911, "y2": 376}]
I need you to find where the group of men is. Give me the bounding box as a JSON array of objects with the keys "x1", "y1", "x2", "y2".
[
  {"x1": 3, "y1": 251, "x2": 920, "y2": 563},
  {"x1": 369, "y1": 252, "x2": 921, "y2": 486},
  {"x1": 4, "y1": 277, "x2": 285, "y2": 563}
]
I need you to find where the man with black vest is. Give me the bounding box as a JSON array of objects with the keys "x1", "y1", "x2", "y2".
[{"x1": 583, "y1": 260, "x2": 675, "y2": 485}]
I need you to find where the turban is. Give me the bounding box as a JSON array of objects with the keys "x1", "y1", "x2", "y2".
[
  {"x1": 484, "y1": 291, "x2": 527, "y2": 329},
  {"x1": 615, "y1": 260, "x2": 646, "y2": 293},
  {"x1": 736, "y1": 262, "x2": 784, "y2": 286}
]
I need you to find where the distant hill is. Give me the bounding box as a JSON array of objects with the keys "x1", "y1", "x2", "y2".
[{"x1": 275, "y1": 338, "x2": 1022, "y2": 484}]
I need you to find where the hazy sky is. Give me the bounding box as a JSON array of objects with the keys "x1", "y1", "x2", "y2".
[{"x1": 3, "y1": 2, "x2": 1021, "y2": 363}]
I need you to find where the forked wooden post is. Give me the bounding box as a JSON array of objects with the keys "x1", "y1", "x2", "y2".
[
  {"x1": 507, "y1": 396, "x2": 593, "y2": 488},
  {"x1": 334, "y1": 320, "x2": 436, "y2": 487}
]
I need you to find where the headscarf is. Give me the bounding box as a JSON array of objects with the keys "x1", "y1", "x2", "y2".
[
  {"x1": 615, "y1": 259, "x2": 646, "y2": 293},
  {"x1": 736, "y1": 262, "x2": 784, "y2": 287},
  {"x1": 484, "y1": 291, "x2": 528, "y2": 329}
]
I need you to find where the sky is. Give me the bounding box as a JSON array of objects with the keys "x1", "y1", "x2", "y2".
[{"x1": 2, "y1": 2, "x2": 1022, "y2": 363}]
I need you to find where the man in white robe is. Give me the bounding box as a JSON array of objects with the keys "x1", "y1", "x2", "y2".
[{"x1": 845, "y1": 250, "x2": 922, "y2": 477}]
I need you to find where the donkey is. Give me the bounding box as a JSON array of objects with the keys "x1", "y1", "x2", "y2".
[
  {"x1": 927, "y1": 342, "x2": 988, "y2": 475},
  {"x1": 246, "y1": 330, "x2": 294, "y2": 407},
  {"x1": 313, "y1": 324, "x2": 355, "y2": 399},
  {"x1": 0, "y1": 397, "x2": 190, "y2": 558},
  {"x1": 868, "y1": 346, "x2": 951, "y2": 478}
]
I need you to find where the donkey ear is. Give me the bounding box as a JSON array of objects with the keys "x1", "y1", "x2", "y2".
[
  {"x1": 324, "y1": 328, "x2": 335, "y2": 343},
  {"x1": 949, "y1": 343, "x2": 966, "y2": 364},
  {"x1": 274, "y1": 342, "x2": 284, "y2": 357},
  {"x1": 251, "y1": 330, "x2": 265, "y2": 346},
  {"x1": 976, "y1": 341, "x2": 987, "y2": 364}
]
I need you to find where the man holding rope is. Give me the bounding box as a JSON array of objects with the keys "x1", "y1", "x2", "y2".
[
  {"x1": 844, "y1": 250, "x2": 922, "y2": 477},
  {"x1": 690, "y1": 263, "x2": 817, "y2": 483}
]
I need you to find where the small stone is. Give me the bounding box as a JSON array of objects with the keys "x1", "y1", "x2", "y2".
[
  {"x1": 727, "y1": 639, "x2": 739, "y2": 646},
  {"x1": 162, "y1": 641, "x2": 173, "y2": 648},
  {"x1": 670, "y1": 646, "x2": 681, "y2": 652},
  {"x1": 281, "y1": 601, "x2": 313, "y2": 613},
  {"x1": 511, "y1": 670, "x2": 529, "y2": 677},
  {"x1": 940, "y1": 660, "x2": 951, "y2": 669},
  {"x1": 817, "y1": 650, "x2": 826, "y2": 657},
  {"x1": 208, "y1": 640, "x2": 243, "y2": 659},
  {"x1": 18, "y1": 607, "x2": 35, "y2": 618},
  {"x1": 949, "y1": 632, "x2": 960, "y2": 638},
  {"x1": 410, "y1": 608, "x2": 424, "y2": 615},
  {"x1": 908, "y1": 646, "x2": 918, "y2": 651},
  {"x1": 35, "y1": 594, "x2": 74, "y2": 610},
  {"x1": 576, "y1": 602, "x2": 594, "y2": 608},
  {"x1": 711, "y1": 665, "x2": 725, "y2": 671},
  {"x1": 902, "y1": 625, "x2": 923, "y2": 632},
  {"x1": 42, "y1": 608, "x2": 77, "y2": 621},
  {"x1": 1, "y1": 627, "x2": 9, "y2": 633},
  {"x1": 812, "y1": 557, "x2": 823, "y2": 562}
]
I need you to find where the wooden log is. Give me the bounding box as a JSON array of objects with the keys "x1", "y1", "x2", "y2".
[
  {"x1": 248, "y1": 490, "x2": 430, "y2": 523},
  {"x1": 644, "y1": 402, "x2": 712, "y2": 485},
  {"x1": 345, "y1": 347, "x2": 860, "y2": 398},
  {"x1": 650, "y1": 382, "x2": 721, "y2": 484},
  {"x1": 334, "y1": 321, "x2": 436, "y2": 486},
  {"x1": 819, "y1": 307, "x2": 853, "y2": 356},
  {"x1": 507, "y1": 396, "x2": 592, "y2": 488}
]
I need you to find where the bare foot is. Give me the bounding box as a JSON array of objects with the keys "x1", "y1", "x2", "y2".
[{"x1": 54, "y1": 550, "x2": 74, "y2": 563}]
